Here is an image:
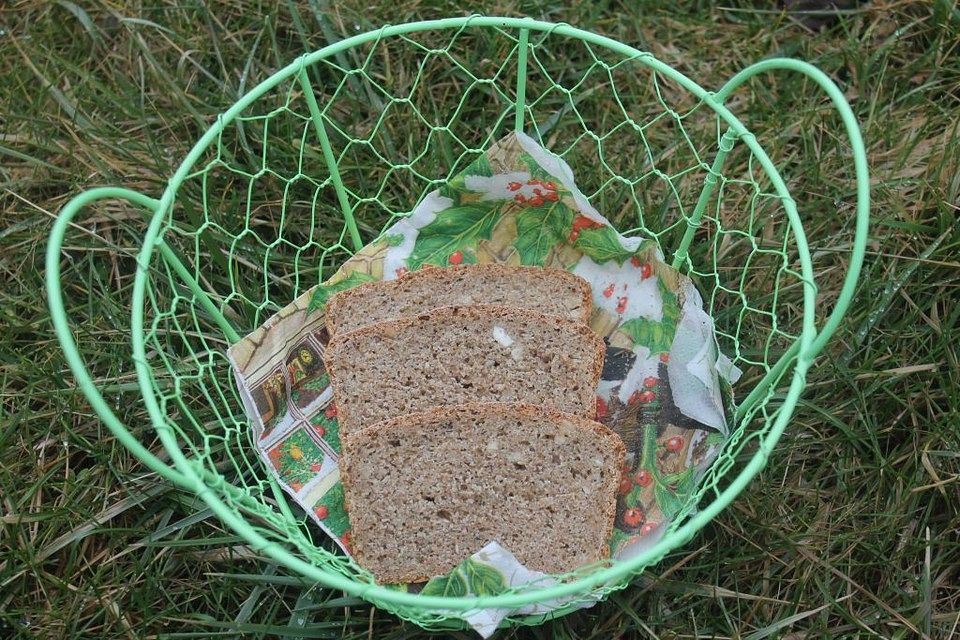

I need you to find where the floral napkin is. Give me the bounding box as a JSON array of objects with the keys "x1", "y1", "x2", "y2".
[{"x1": 227, "y1": 131, "x2": 740, "y2": 636}]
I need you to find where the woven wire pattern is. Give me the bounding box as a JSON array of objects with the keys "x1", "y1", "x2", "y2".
[{"x1": 137, "y1": 23, "x2": 808, "y2": 622}]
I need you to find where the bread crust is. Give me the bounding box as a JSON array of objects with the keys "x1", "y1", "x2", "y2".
[
  {"x1": 339, "y1": 402, "x2": 625, "y2": 584},
  {"x1": 324, "y1": 264, "x2": 593, "y2": 336}
]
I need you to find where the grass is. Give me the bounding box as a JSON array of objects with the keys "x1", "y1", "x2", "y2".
[{"x1": 1, "y1": 0, "x2": 959, "y2": 638}]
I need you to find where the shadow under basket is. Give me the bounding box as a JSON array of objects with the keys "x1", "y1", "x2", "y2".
[{"x1": 46, "y1": 16, "x2": 869, "y2": 631}]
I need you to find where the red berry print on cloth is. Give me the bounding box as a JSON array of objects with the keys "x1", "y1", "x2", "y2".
[
  {"x1": 659, "y1": 352, "x2": 670, "y2": 363},
  {"x1": 622, "y1": 508, "x2": 644, "y2": 528},
  {"x1": 616, "y1": 296, "x2": 628, "y2": 314},
  {"x1": 640, "y1": 263, "x2": 653, "y2": 279},
  {"x1": 619, "y1": 475, "x2": 634, "y2": 496},
  {"x1": 602, "y1": 283, "x2": 615, "y2": 298},
  {"x1": 643, "y1": 376, "x2": 658, "y2": 388},
  {"x1": 511, "y1": 178, "x2": 575, "y2": 265},
  {"x1": 311, "y1": 405, "x2": 342, "y2": 454},
  {"x1": 630, "y1": 255, "x2": 642, "y2": 268},
  {"x1": 405, "y1": 193, "x2": 502, "y2": 270},
  {"x1": 634, "y1": 469, "x2": 653, "y2": 487},
  {"x1": 268, "y1": 446, "x2": 282, "y2": 468},
  {"x1": 631, "y1": 390, "x2": 655, "y2": 404},
  {"x1": 640, "y1": 522, "x2": 658, "y2": 536},
  {"x1": 567, "y1": 213, "x2": 600, "y2": 244},
  {"x1": 510, "y1": 178, "x2": 559, "y2": 208},
  {"x1": 310, "y1": 483, "x2": 349, "y2": 537},
  {"x1": 340, "y1": 530, "x2": 352, "y2": 552},
  {"x1": 666, "y1": 436, "x2": 684, "y2": 452},
  {"x1": 596, "y1": 395, "x2": 609, "y2": 420},
  {"x1": 448, "y1": 250, "x2": 464, "y2": 265},
  {"x1": 571, "y1": 214, "x2": 603, "y2": 234}
]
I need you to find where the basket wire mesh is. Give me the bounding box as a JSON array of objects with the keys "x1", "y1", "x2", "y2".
[{"x1": 46, "y1": 16, "x2": 869, "y2": 629}]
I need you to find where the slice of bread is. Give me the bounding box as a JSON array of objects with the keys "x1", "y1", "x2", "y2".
[
  {"x1": 340, "y1": 402, "x2": 624, "y2": 583},
  {"x1": 324, "y1": 305, "x2": 604, "y2": 438},
  {"x1": 325, "y1": 264, "x2": 592, "y2": 335}
]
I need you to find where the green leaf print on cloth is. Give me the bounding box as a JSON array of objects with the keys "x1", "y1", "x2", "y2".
[
  {"x1": 266, "y1": 428, "x2": 326, "y2": 492},
  {"x1": 659, "y1": 277, "x2": 682, "y2": 327},
  {"x1": 519, "y1": 150, "x2": 555, "y2": 181},
  {"x1": 309, "y1": 403, "x2": 341, "y2": 454},
  {"x1": 513, "y1": 200, "x2": 574, "y2": 265},
  {"x1": 654, "y1": 482, "x2": 684, "y2": 522},
  {"x1": 438, "y1": 155, "x2": 494, "y2": 201},
  {"x1": 466, "y1": 154, "x2": 494, "y2": 178},
  {"x1": 420, "y1": 570, "x2": 468, "y2": 597},
  {"x1": 311, "y1": 483, "x2": 350, "y2": 537},
  {"x1": 618, "y1": 278, "x2": 683, "y2": 352},
  {"x1": 461, "y1": 558, "x2": 508, "y2": 596},
  {"x1": 619, "y1": 317, "x2": 674, "y2": 354},
  {"x1": 301, "y1": 372, "x2": 329, "y2": 391},
  {"x1": 417, "y1": 556, "x2": 507, "y2": 598},
  {"x1": 575, "y1": 225, "x2": 649, "y2": 265},
  {"x1": 407, "y1": 202, "x2": 501, "y2": 270},
  {"x1": 307, "y1": 271, "x2": 376, "y2": 315}
]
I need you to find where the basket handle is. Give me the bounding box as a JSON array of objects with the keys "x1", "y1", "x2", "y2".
[
  {"x1": 46, "y1": 187, "x2": 197, "y2": 490},
  {"x1": 714, "y1": 58, "x2": 870, "y2": 357}
]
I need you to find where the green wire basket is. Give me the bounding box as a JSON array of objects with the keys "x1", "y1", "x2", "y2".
[{"x1": 46, "y1": 16, "x2": 869, "y2": 630}]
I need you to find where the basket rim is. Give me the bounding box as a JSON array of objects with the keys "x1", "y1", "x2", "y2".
[{"x1": 125, "y1": 15, "x2": 822, "y2": 612}]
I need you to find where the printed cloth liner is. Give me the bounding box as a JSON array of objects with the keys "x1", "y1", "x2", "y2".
[{"x1": 227, "y1": 131, "x2": 741, "y2": 636}]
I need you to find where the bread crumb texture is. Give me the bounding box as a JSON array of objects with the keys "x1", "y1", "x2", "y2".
[{"x1": 341, "y1": 403, "x2": 623, "y2": 583}]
